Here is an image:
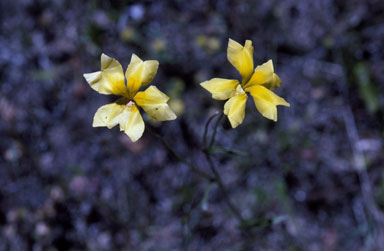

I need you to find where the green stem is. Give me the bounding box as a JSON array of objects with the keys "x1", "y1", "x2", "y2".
[
  {"x1": 204, "y1": 151, "x2": 245, "y2": 222},
  {"x1": 147, "y1": 126, "x2": 213, "y2": 181},
  {"x1": 149, "y1": 113, "x2": 244, "y2": 224},
  {"x1": 203, "y1": 112, "x2": 245, "y2": 223},
  {"x1": 208, "y1": 112, "x2": 224, "y2": 149},
  {"x1": 202, "y1": 111, "x2": 220, "y2": 148}
]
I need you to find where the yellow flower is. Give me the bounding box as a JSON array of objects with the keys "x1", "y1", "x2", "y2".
[
  {"x1": 200, "y1": 38, "x2": 290, "y2": 128},
  {"x1": 83, "y1": 53, "x2": 177, "y2": 142}
]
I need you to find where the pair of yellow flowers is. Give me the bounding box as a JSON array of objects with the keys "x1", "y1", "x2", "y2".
[{"x1": 83, "y1": 39, "x2": 290, "y2": 142}]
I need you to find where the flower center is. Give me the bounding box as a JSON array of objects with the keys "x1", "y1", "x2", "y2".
[
  {"x1": 236, "y1": 84, "x2": 245, "y2": 95},
  {"x1": 126, "y1": 100, "x2": 135, "y2": 107}
]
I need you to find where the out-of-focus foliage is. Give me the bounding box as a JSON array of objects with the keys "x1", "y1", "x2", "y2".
[
  {"x1": 354, "y1": 63, "x2": 379, "y2": 114},
  {"x1": 0, "y1": 0, "x2": 384, "y2": 250}
]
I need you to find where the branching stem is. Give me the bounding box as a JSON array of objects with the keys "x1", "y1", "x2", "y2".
[
  {"x1": 147, "y1": 126, "x2": 213, "y2": 181},
  {"x1": 203, "y1": 112, "x2": 245, "y2": 223},
  {"x1": 149, "y1": 111, "x2": 244, "y2": 224}
]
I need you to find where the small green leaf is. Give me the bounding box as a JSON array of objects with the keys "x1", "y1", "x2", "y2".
[{"x1": 354, "y1": 63, "x2": 379, "y2": 114}]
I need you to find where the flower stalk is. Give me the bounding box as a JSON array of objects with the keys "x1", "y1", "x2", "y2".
[
  {"x1": 148, "y1": 113, "x2": 245, "y2": 223},
  {"x1": 146, "y1": 126, "x2": 214, "y2": 181},
  {"x1": 202, "y1": 112, "x2": 245, "y2": 223}
]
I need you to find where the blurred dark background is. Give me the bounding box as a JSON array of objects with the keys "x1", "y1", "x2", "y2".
[{"x1": 1, "y1": 0, "x2": 384, "y2": 250}]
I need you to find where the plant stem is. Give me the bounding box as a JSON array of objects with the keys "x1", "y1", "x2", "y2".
[
  {"x1": 147, "y1": 126, "x2": 214, "y2": 181},
  {"x1": 208, "y1": 112, "x2": 224, "y2": 149},
  {"x1": 202, "y1": 111, "x2": 220, "y2": 148},
  {"x1": 204, "y1": 152, "x2": 245, "y2": 222},
  {"x1": 149, "y1": 112, "x2": 244, "y2": 224},
  {"x1": 203, "y1": 112, "x2": 245, "y2": 222}
]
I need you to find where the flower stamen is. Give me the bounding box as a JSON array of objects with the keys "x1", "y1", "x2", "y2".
[{"x1": 126, "y1": 100, "x2": 135, "y2": 107}]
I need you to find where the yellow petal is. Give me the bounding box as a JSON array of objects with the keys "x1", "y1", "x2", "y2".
[
  {"x1": 92, "y1": 98, "x2": 126, "y2": 129},
  {"x1": 263, "y1": 73, "x2": 282, "y2": 90},
  {"x1": 243, "y1": 60, "x2": 274, "y2": 89},
  {"x1": 83, "y1": 53, "x2": 127, "y2": 96},
  {"x1": 223, "y1": 93, "x2": 248, "y2": 128},
  {"x1": 134, "y1": 86, "x2": 177, "y2": 121},
  {"x1": 247, "y1": 85, "x2": 289, "y2": 122},
  {"x1": 227, "y1": 39, "x2": 254, "y2": 84},
  {"x1": 200, "y1": 78, "x2": 239, "y2": 100},
  {"x1": 119, "y1": 103, "x2": 145, "y2": 142},
  {"x1": 125, "y1": 54, "x2": 159, "y2": 98}
]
